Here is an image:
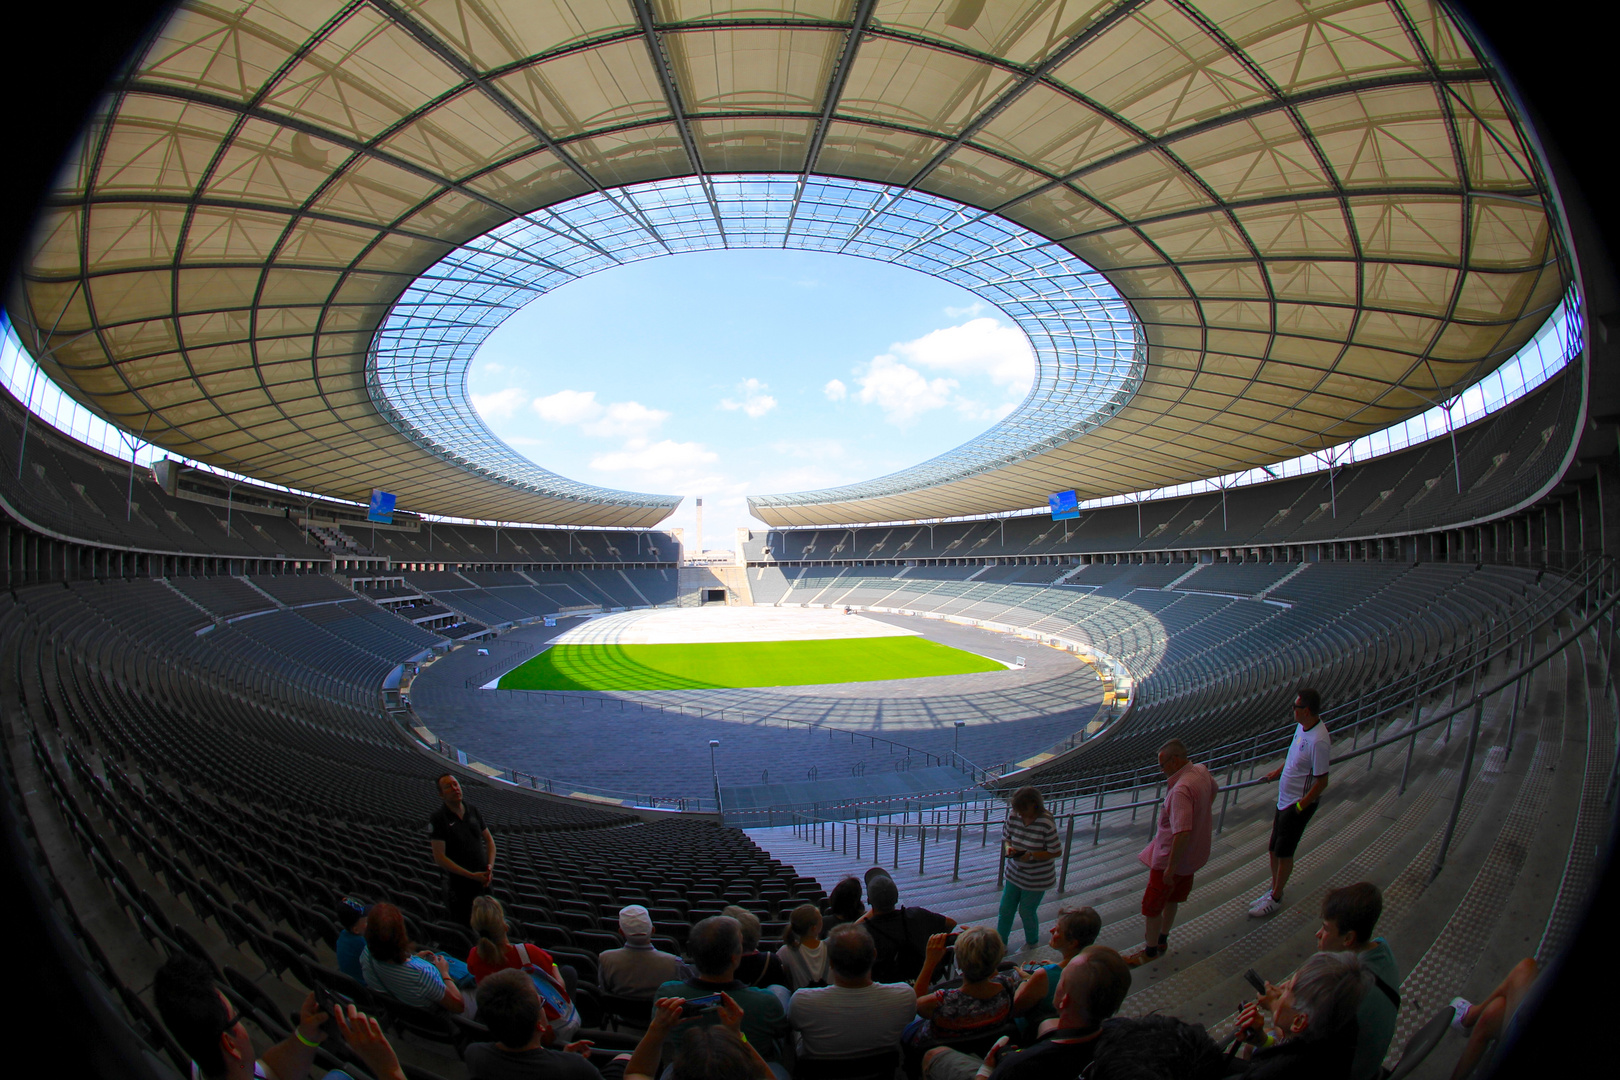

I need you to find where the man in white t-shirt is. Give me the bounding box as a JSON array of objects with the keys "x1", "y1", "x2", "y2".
[
  {"x1": 788, "y1": 923, "x2": 918, "y2": 1060},
  {"x1": 1250, "y1": 688, "x2": 1331, "y2": 917}
]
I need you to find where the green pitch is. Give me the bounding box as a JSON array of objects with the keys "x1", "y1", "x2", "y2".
[{"x1": 496, "y1": 636, "x2": 1004, "y2": 691}]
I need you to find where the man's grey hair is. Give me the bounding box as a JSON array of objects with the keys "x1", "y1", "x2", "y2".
[
  {"x1": 1290, "y1": 951, "x2": 1369, "y2": 1038},
  {"x1": 1158, "y1": 739, "x2": 1189, "y2": 761}
]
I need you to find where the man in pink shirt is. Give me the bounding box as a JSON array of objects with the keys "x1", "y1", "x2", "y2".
[{"x1": 1128, "y1": 739, "x2": 1216, "y2": 967}]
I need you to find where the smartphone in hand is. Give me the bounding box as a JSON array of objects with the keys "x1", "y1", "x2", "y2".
[
  {"x1": 1242, "y1": 969, "x2": 1267, "y2": 996},
  {"x1": 679, "y1": 994, "x2": 724, "y2": 1018}
]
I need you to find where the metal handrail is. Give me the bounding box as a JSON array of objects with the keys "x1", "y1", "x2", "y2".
[{"x1": 771, "y1": 578, "x2": 1616, "y2": 889}]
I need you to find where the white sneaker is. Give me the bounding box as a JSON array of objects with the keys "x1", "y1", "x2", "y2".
[
  {"x1": 1254, "y1": 888, "x2": 1274, "y2": 905},
  {"x1": 1249, "y1": 894, "x2": 1281, "y2": 917},
  {"x1": 1449, "y1": 998, "x2": 1473, "y2": 1032}
]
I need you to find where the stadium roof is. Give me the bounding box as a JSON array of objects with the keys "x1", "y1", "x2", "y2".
[{"x1": 7, "y1": 0, "x2": 1569, "y2": 527}]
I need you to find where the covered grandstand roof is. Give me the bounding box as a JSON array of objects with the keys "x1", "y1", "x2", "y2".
[{"x1": 7, "y1": 0, "x2": 1570, "y2": 527}]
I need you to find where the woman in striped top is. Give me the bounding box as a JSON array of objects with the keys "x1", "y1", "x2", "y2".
[{"x1": 998, "y1": 787, "x2": 1062, "y2": 951}]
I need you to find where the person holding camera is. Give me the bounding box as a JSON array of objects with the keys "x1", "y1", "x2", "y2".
[
  {"x1": 153, "y1": 953, "x2": 407, "y2": 1080},
  {"x1": 625, "y1": 992, "x2": 775, "y2": 1080},
  {"x1": 1233, "y1": 951, "x2": 1368, "y2": 1079},
  {"x1": 653, "y1": 915, "x2": 790, "y2": 1070}
]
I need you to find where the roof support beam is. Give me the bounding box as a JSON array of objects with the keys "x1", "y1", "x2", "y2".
[
  {"x1": 629, "y1": 0, "x2": 728, "y2": 244},
  {"x1": 369, "y1": 0, "x2": 667, "y2": 252},
  {"x1": 786, "y1": 0, "x2": 878, "y2": 243},
  {"x1": 838, "y1": 0, "x2": 1145, "y2": 253}
]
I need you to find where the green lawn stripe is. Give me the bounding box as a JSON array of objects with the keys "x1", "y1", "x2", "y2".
[{"x1": 495, "y1": 635, "x2": 1003, "y2": 691}]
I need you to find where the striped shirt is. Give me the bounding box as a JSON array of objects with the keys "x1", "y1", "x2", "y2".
[
  {"x1": 361, "y1": 949, "x2": 446, "y2": 1008},
  {"x1": 1003, "y1": 813, "x2": 1062, "y2": 889}
]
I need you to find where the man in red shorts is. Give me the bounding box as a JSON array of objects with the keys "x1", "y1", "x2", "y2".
[{"x1": 1128, "y1": 739, "x2": 1216, "y2": 966}]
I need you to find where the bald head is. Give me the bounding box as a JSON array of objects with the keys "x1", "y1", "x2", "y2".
[{"x1": 1056, "y1": 945, "x2": 1132, "y2": 1028}]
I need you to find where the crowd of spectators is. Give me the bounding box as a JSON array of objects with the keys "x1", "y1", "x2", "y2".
[
  {"x1": 158, "y1": 867, "x2": 1462, "y2": 1080},
  {"x1": 148, "y1": 737, "x2": 1519, "y2": 1080}
]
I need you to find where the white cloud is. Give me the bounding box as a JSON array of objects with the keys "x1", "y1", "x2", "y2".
[
  {"x1": 944, "y1": 300, "x2": 986, "y2": 319},
  {"x1": 892, "y1": 317, "x2": 1035, "y2": 396},
  {"x1": 532, "y1": 390, "x2": 669, "y2": 439},
  {"x1": 533, "y1": 389, "x2": 603, "y2": 426},
  {"x1": 590, "y1": 439, "x2": 716, "y2": 472},
  {"x1": 823, "y1": 378, "x2": 847, "y2": 401},
  {"x1": 582, "y1": 400, "x2": 670, "y2": 439},
  {"x1": 471, "y1": 387, "x2": 528, "y2": 420},
  {"x1": 719, "y1": 377, "x2": 778, "y2": 418},
  {"x1": 855, "y1": 354, "x2": 959, "y2": 425}
]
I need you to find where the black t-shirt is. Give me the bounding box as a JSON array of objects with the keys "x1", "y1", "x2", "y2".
[
  {"x1": 429, "y1": 801, "x2": 488, "y2": 876},
  {"x1": 993, "y1": 1026, "x2": 1103, "y2": 1079},
  {"x1": 865, "y1": 906, "x2": 955, "y2": 984}
]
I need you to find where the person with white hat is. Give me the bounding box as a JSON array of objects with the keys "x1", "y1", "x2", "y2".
[{"x1": 601, "y1": 904, "x2": 682, "y2": 1000}]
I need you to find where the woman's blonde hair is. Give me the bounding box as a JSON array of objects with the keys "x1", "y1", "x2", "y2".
[
  {"x1": 782, "y1": 904, "x2": 822, "y2": 950},
  {"x1": 953, "y1": 925, "x2": 1005, "y2": 983},
  {"x1": 470, "y1": 895, "x2": 511, "y2": 970}
]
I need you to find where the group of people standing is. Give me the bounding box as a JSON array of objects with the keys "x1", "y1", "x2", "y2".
[{"x1": 994, "y1": 688, "x2": 1333, "y2": 965}]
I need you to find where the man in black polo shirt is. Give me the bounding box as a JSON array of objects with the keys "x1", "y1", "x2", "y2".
[
  {"x1": 860, "y1": 869, "x2": 956, "y2": 985},
  {"x1": 430, "y1": 773, "x2": 495, "y2": 926}
]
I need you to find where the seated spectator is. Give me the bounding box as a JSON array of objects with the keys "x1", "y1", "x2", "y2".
[
  {"x1": 862, "y1": 870, "x2": 957, "y2": 984},
  {"x1": 655, "y1": 915, "x2": 790, "y2": 1067},
  {"x1": 822, "y1": 875, "x2": 864, "y2": 933},
  {"x1": 724, "y1": 905, "x2": 789, "y2": 993},
  {"x1": 788, "y1": 922, "x2": 918, "y2": 1059},
  {"x1": 1017, "y1": 906, "x2": 1101, "y2": 1027},
  {"x1": 465, "y1": 969, "x2": 603, "y2": 1080},
  {"x1": 153, "y1": 953, "x2": 406, "y2": 1080},
  {"x1": 1448, "y1": 957, "x2": 1539, "y2": 1080},
  {"x1": 600, "y1": 904, "x2": 681, "y2": 999},
  {"x1": 626, "y1": 994, "x2": 776, "y2": 1080},
  {"x1": 469, "y1": 895, "x2": 579, "y2": 1041},
  {"x1": 1089, "y1": 1014, "x2": 1226, "y2": 1080},
  {"x1": 1316, "y1": 883, "x2": 1400, "y2": 1080},
  {"x1": 910, "y1": 927, "x2": 1037, "y2": 1049},
  {"x1": 1235, "y1": 951, "x2": 1369, "y2": 1079},
  {"x1": 361, "y1": 901, "x2": 472, "y2": 1016},
  {"x1": 923, "y1": 945, "x2": 1131, "y2": 1080},
  {"x1": 336, "y1": 896, "x2": 369, "y2": 985},
  {"x1": 777, "y1": 905, "x2": 828, "y2": 989}
]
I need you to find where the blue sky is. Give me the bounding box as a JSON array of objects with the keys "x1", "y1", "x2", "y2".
[{"x1": 469, "y1": 249, "x2": 1035, "y2": 550}]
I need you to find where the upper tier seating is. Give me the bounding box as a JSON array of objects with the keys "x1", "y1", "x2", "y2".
[
  {"x1": 741, "y1": 369, "x2": 1579, "y2": 565},
  {"x1": 247, "y1": 574, "x2": 354, "y2": 606}
]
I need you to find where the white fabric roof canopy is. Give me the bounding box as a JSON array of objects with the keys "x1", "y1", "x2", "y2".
[{"x1": 9, "y1": 0, "x2": 1567, "y2": 526}]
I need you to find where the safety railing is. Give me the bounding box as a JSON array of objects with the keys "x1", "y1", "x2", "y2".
[{"x1": 773, "y1": 565, "x2": 1617, "y2": 890}]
